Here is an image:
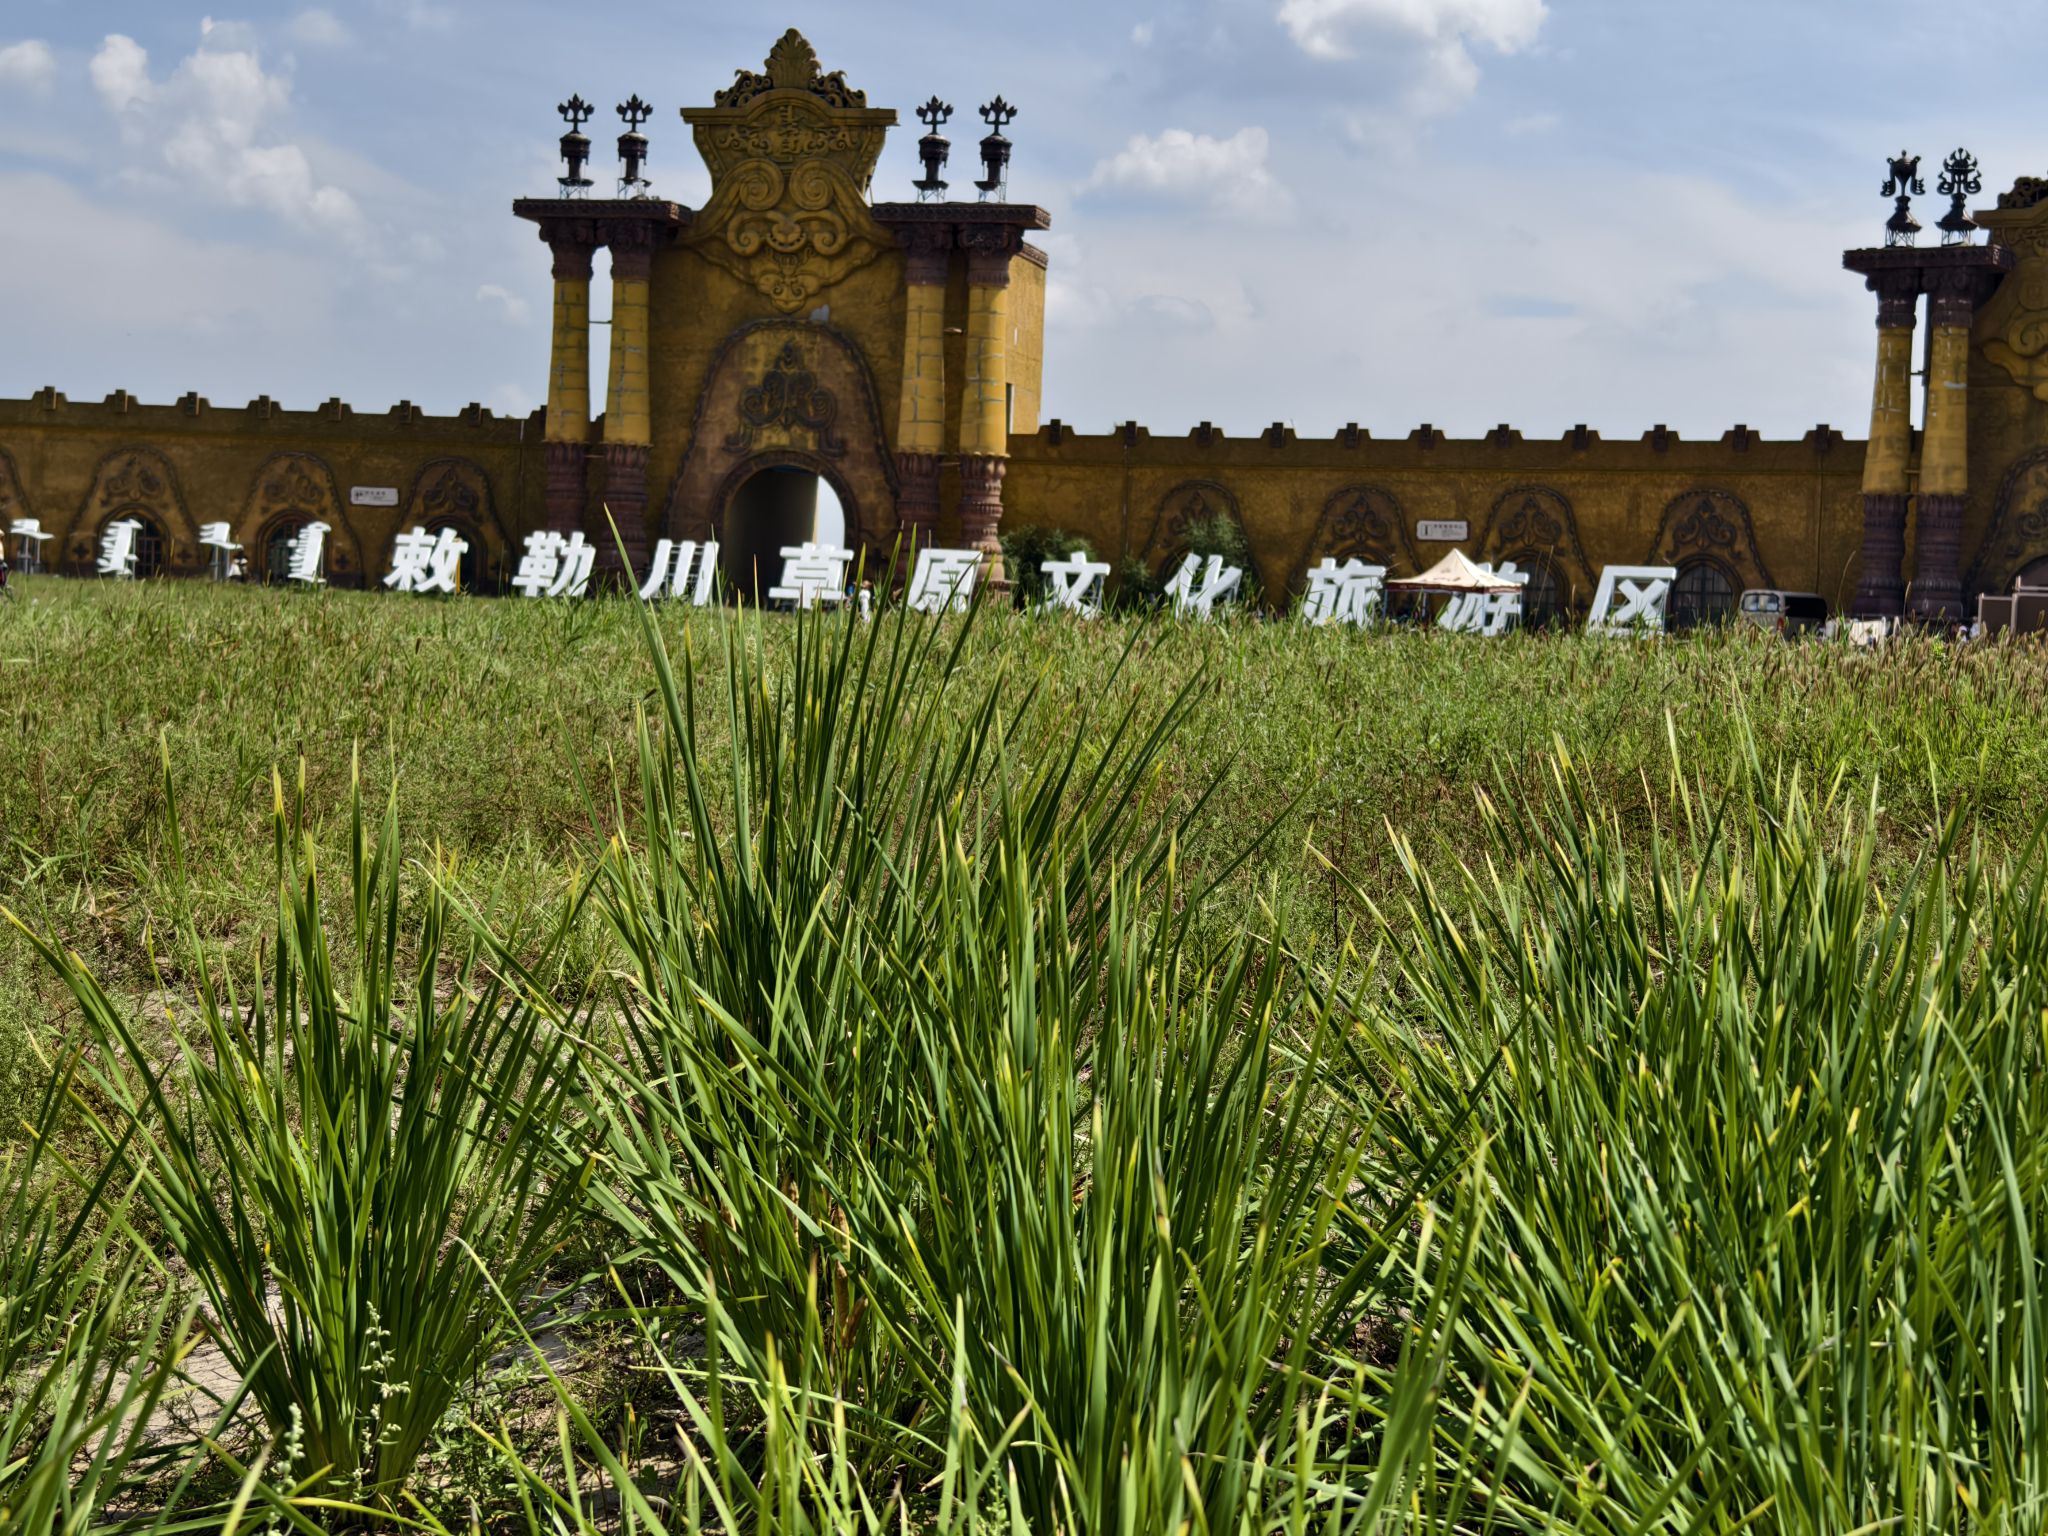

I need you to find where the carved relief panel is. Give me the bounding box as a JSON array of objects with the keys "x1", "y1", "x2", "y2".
[
  {"x1": 240, "y1": 452, "x2": 364, "y2": 584},
  {"x1": 1479, "y1": 486, "x2": 1596, "y2": 607},
  {"x1": 392, "y1": 457, "x2": 507, "y2": 574},
  {"x1": 1649, "y1": 488, "x2": 1775, "y2": 591},
  {"x1": 1290, "y1": 485, "x2": 1420, "y2": 592},
  {"x1": 1971, "y1": 447, "x2": 2048, "y2": 596},
  {"x1": 71, "y1": 447, "x2": 196, "y2": 571},
  {"x1": 682, "y1": 31, "x2": 897, "y2": 313}
]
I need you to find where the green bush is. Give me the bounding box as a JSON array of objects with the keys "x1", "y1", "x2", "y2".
[{"x1": 997, "y1": 524, "x2": 1097, "y2": 608}]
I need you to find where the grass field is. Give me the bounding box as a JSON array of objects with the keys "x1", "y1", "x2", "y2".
[{"x1": 4, "y1": 574, "x2": 2048, "y2": 1532}]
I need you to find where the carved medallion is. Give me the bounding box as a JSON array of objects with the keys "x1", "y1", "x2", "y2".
[
  {"x1": 725, "y1": 341, "x2": 845, "y2": 456},
  {"x1": 240, "y1": 452, "x2": 361, "y2": 578},
  {"x1": 1292, "y1": 485, "x2": 1420, "y2": 590},
  {"x1": 1650, "y1": 488, "x2": 1774, "y2": 589},
  {"x1": 1479, "y1": 485, "x2": 1594, "y2": 603},
  {"x1": 682, "y1": 31, "x2": 897, "y2": 313}
]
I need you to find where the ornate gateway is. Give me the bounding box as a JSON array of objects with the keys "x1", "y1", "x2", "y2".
[{"x1": 681, "y1": 31, "x2": 897, "y2": 314}]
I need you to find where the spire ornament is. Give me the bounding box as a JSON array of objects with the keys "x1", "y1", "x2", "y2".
[
  {"x1": 915, "y1": 97, "x2": 952, "y2": 201},
  {"x1": 976, "y1": 97, "x2": 1017, "y2": 201},
  {"x1": 617, "y1": 94, "x2": 653, "y2": 197},
  {"x1": 557, "y1": 95, "x2": 594, "y2": 196},
  {"x1": 1882, "y1": 151, "x2": 1924, "y2": 247},
  {"x1": 1937, "y1": 148, "x2": 1982, "y2": 245}
]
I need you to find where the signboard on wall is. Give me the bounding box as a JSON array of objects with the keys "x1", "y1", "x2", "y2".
[
  {"x1": 350, "y1": 487, "x2": 399, "y2": 507},
  {"x1": 1417, "y1": 520, "x2": 1469, "y2": 542}
]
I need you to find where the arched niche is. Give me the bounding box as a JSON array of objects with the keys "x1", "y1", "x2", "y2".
[
  {"x1": 70, "y1": 447, "x2": 198, "y2": 574},
  {"x1": 388, "y1": 458, "x2": 509, "y2": 591},
  {"x1": 1289, "y1": 484, "x2": 1421, "y2": 592},
  {"x1": 1651, "y1": 488, "x2": 1775, "y2": 593},
  {"x1": 661, "y1": 320, "x2": 897, "y2": 560},
  {"x1": 240, "y1": 452, "x2": 364, "y2": 587},
  {"x1": 1970, "y1": 448, "x2": 2048, "y2": 598},
  {"x1": 1138, "y1": 479, "x2": 1261, "y2": 588},
  {"x1": 1479, "y1": 486, "x2": 1596, "y2": 614}
]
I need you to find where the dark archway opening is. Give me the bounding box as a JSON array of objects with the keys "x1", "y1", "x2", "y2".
[
  {"x1": 721, "y1": 465, "x2": 847, "y2": 600},
  {"x1": 101, "y1": 513, "x2": 167, "y2": 578},
  {"x1": 261, "y1": 516, "x2": 312, "y2": 584},
  {"x1": 1670, "y1": 560, "x2": 1736, "y2": 631},
  {"x1": 1507, "y1": 552, "x2": 1564, "y2": 629},
  {"x1": 425, "y1": 517, "x2": 489, "y2": 593}
]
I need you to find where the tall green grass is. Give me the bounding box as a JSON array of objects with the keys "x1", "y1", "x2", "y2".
[{"x1": 17, "y1": 754, "x2": 589, "y2": 1508}]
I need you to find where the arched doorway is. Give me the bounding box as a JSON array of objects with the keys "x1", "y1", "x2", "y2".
[
  {"x1": 425, "y1": 517, "x2": 488, "y2": 593},
  {"x1": 1506, "y1": 552, "x2": 1564, "y2": 629},
  {"x1": 1670, "y1": 559, "x2": 1736, "y2": 631},
  {"x1": 261, "y1": 516, "x2": 312, "y2": 584},
  {"x1": 100, "y1": 514, "x2": 167, "y2": 578},
  {"x1": 721, "y1": 464, "x2": 847, "y2": 599}
]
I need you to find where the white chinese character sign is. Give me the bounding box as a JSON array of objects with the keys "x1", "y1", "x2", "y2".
[
  {"x1": 1040, "y1": 553, "x2": 1112, "y2": 618},
  {"x1": 98, "y1": 519, "x2": 142, "y2": 579},
  {"x1": 1586, "y1": 566, "x2": 1677, "y2": 635},
  {"x1": 511, "y1": 532, "x2": 596, "y2": 599},
  {"x1": 385, "y1": 526, "x2": 470, "y2": 594},
  {"x1": 769, "y1": 542, "x2": 854, "y2": 609},
  {"x1": 198, "y1": 521, "x2": 242, "y2": 581},
  {"x1": 1438, "y1": 562, "x2": 1528, "y2": 636},
  {"x1": 1300, "y1": 559, "x2": 1387, "y2": 627},
  {"x1": 1163, "y1": 554, "x2": 1245, "y2": 620},
  {"x1": 905, "y1": 548, "x2": 980, "y2": 614},
  {"x1": 8, "y1": 518, "x2": 52, "y2": 574},
  {"x1": 284, "y1": 522, "x2": 330, "y2": 586},
  {"x1": 639, "y1": 539, "x2": 721, "y2": 605}
]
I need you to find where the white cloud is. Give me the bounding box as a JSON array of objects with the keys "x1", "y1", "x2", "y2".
[
  {"x1": 0, "y1": 39, "x2": 56, "y2": 94},
  {"x1": 1131, "y1": 21, "x2": 1155, "y2": 46},
  {"x1": 88, "y1": 28, "x2": 367, "y2": 246},
  {"x1": 288, "y1": 9, "x2": 351, "y2": 47},
  {"x1": 1080, "y1": 127, "x2": 1289, "y2": 215},
  {"x1": 90, "y1": 35, "x2": 152, "y2": 114},
  {"x1": 1277, "y1": 0, "x2": 1545, "y2": 113},
  {"x1": 475, "y1": 283, "x2": 529, "y2": 325}
]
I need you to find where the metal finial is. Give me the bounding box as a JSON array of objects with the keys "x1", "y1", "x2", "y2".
[
  {"x1": 915, "y1": 97, "x2": 953, "y2": 200},
  {"x1": 975, "y1": 97, "x2": 1016, "y2": 201},
  {"x1": 557, "y1": 94, "x2": 594, "y2": 197},
  {"x1": 1882, "y1": 150, "x2": 1924, "y2": 248},
  {"x1": 616, "y1": 94, "x2": 653, "y2": 196},
  {"x1": 1938, "y1": 148, "x2": 1982, "y2": 245}
]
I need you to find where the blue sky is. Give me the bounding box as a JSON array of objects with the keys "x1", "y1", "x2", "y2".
[{"x1": 0, "y1": 0, "x2": 2037, "y2": 437}]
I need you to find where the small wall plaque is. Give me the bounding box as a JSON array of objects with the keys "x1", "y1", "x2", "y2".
[
  {"x1": 1417, "y1": 520, "x2": 1469, "y2": 542},
  {"x1": 350, "y1": 487, "x2": 399, "y2": 507}
]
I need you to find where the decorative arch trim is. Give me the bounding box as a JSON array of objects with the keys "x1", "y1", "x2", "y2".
[
  {"x1": 1137, "y1": 478, "x2": 1261, "y2": 589},
  {"x1": 70, "y1": 446, "x2": 198, "y2": 572},
  {"x1": 662, "y1": 319, "x2": 897, "y2": 553},
  {"x1": 0, "y1": 447, "x2": 32, "y2": 533},
  {"x1": 388, "y1": 457, "x2": 510, "y2": 576},
  {"x1": 1650, "y1": 488, "x2": 1775, "y2": 591},
  {"x1": 1968, "y1": 447, "x2": 2048, "y2": 596},
  {"x1": 239, "y1": 452, "x2": 364, "y2": 584},
  {"x1": 1478, "y1": 486, "x2": 1595, "y2": 611},
  {"x1": 1289, "y1": 484, "x2": 1421, "y2": 591}
]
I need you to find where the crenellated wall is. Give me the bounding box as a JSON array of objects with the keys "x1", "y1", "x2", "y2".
[
  {"x1": 0, "y1": 388, "x2": 545, "y2": 587},
  {"x1": 0, "y1": 389, "x2": 1880, "y2": 611},
  {"x1": 1002, "y1": 420, "x2": 1872, "y2": 613}
]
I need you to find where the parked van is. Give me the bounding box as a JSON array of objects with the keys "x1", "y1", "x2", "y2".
[{"x1": 1738, "y1": 589, "x2": 1829, "y2": 635}]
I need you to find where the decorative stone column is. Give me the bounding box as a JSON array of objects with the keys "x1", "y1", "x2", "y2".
[
  {"x1": 1854, "y1": 270, "x2": 1918, "y2": 618},
  {"x1": 539, "y1": 219, "x2": 596, "y2": 535},
  {"x1": 894, "y1": 228, "x2": 950, "y2": 548},
  {"x1": 1911, "y1": 274, "x2": 1979, "y2": 620},
  {"x1": 957, "y1": 228, "x2": 1018, "y2": 576},
  {"x1": 600, "y1": 220, "x2": 658, "y2": 576}
]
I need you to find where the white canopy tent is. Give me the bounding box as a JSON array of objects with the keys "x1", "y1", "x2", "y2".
[{"x1": 1384, "y1": 549, "x2": 1521, "y2": 595}]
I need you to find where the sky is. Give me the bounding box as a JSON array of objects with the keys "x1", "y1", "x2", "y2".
[{"x1": 0, "y1": 0, "x2": 2040, "y2": 439}]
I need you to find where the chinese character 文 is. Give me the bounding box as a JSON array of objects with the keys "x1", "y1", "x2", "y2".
[
  {"x1": 639, "y1": 539, "x2": 721, "y2": 604},
  {"x1": 905, "y1": 548, "x2": 981, "y2": 614},
  {"x1": 511, "y1": 531, "x2": 596, "y2": 598},
  {"x1": 1585, "y1": 565, "x2": 1678, "y2": 635},
  {"x1": 1163, "y1": 553, "x2": 1246, "y2": 620},
  {"x1": 768, "y1": 542, "x2": 854, "y2": 608},
  {"x1": 1040, "y1": 553, "x2": 1112, "y2": 617},
  {"x1": 385, "y1": 526, "x2": 469, "y2": 594},
  {"x1": 1300, "y1": 558, "x2": 1388, "y2": 627},
  {"x1": 98, "y1": 519, "x2": 142, "y2": 579}
]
